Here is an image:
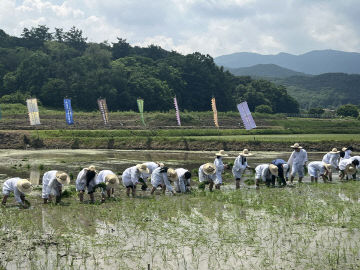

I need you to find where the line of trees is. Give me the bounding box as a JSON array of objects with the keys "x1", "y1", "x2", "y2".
[{"x1": 0, "y1": 25, "x2": 299, "y2": 113}]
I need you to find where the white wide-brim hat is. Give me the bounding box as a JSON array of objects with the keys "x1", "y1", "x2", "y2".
[
  {"x1": 269, "y1": 164, "x2": 278, "y2": 176},
  {"x1": 203, "y1": 163, "x2": 216, "y2": 175},
  {"x1": 105, "y1": 174, "x2": 119, "y2": 188},
  {"x1": 215, "y1": 150, "x2": 228, "y2": 157},
  {"x1": 167, "y1": 168, "x2": 178, "y2": 181},
  {"x1": 56, "y1": 171, "x2": 70, "y2": 185},
  {"x1": 342, "y1": 147, "x2": 347, "y2": 152},
  {"x1": 330, "y1": 148, "x2": 340, "y2": 154},
  {"x1": 290, "y1": 143, "x2": 303, "y2": 149},
  {"x1": 136, "y1": 163, "x2": 150, "y2": 174},
  {"x1": 87, "y1": 165, "x2": 97, "y2": 172},
  {"x1": 240, "y1": 149, "x2": 253, "y2": 157},
  {"x1": 16, "y1": 179, "x2": 33, "y2": 194},
  {"x1": 345, "y1": 164, "x2": 357, "y2": 175},
  {"x1": 157, "y1": 162, "x2": 165, "y2": 167}
]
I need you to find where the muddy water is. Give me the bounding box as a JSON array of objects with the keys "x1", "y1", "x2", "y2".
[{"x1": 0, "y1": 149, "x2": 326, "y2": 185}]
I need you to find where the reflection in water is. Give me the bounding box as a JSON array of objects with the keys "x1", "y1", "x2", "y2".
[{"x1": 30, "y1": 168, "x2": 41, "y2": 185}]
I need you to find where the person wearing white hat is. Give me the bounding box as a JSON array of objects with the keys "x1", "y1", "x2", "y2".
[
  {"x1": 307, "y1": 162, "x2": 332, "y2": 183},
  {"x1": 322, "y1": 148, "x2": 341, "y2": 181},
  {"x1": 339, "y1": 159, "x2": 359, "y2": 180},
  {"x1": 95, "y1": 170, "x2": 119, "y2": 202},
  {"x1": 142, "y1": 162, "x2": 164, "y2": 181},
  {"x1": 150, "y1": 167, "x2": 176, "y2": 195},
  {"x1": 350, "y1": 156, "x2": 360, "y2": 180},
  {"x1": 198, "y1": 163, "x2": 217, "y2": 191},
  {"x1": 214, "y1": 150, "x2": 228, "y2": 190},
  {"x1": 122, "y1": 163, "x2": 150, "y2": 197},
  {"x1": 2, "y1": 178, "x2": 32, "y2": 207},
  {"x1": 270, "y1": 159, "x2": 289, "y2": 186},
  {"x1": 288, "y1": 143, "x2": 308, "y2": 183},
  {"x1": 174, "y1": 168, "x2": 192, "y2": 193},
  {"x1": 255, "y1": 164, "x2": 278, "y2": 187},
  {"x1": 232, "y1": 149, "x2": 253, "y2": 189},
  {"x1": 42, "y1": 170, "x2": 70, "y2": 204},
  {"x1": 76, "y1": 165, "x2": 98, "y2": 203},
  {"x1": 346, "y1": 163, "x2": 358, "y2": 179}
]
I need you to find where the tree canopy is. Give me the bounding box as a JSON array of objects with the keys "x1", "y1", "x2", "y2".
[{"x1": 0, "y1": 25, "x2": 299, "y2": 113}]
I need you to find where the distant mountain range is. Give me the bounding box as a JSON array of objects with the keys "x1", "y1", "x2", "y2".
[
  {"x1": 215, "y1": 50, "x2": 360, "y2": 75},
  {"x1": 227, "y1": 64, "x2": 309, "y2": 78}
]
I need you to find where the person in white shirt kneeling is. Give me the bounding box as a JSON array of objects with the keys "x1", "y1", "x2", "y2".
[
  {"x1": 95, "y1": 170, "x2": 119, "y2": 202},
  {"x1": 2, "y1": 178, "x2": 32, "y2": 208},
  {"x1": 42, "y1": 170, "x2": 70, "y2": 204},
  {"x1": 255, "y1": 164, "x2": 278, "y2": 188},
  {"x1": 307, "y1": 162, "x2": 332, "y2": 183}
]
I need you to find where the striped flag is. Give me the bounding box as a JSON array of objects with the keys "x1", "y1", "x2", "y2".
[
  {"x1": 174, "y1": 97, "x2": 181, "y2": 126},
  {"x1": 26, "y1": 98, "x2": 41, "y2": 126},
  {"x1": 137, "y1": 98, "x2": 146, "y2": 126},
  {"x1": 97, "y1": 98, "x2": 110, "y2": 125},
  {"x1": 211, "y1": 97, "x2": 219, "y2": 128}
]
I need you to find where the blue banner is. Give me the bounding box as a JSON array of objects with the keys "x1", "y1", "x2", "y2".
[{"x1": 64, "y1": 98, "x2": 74, "y2": 125}]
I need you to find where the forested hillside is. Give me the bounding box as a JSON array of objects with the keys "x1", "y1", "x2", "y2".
[
  {"x1": 227, "y1": 64, "x2": 307, "y2": 78},
  {"x1": 0, "y1": 25, "x2": 299, "y2": 113},
  {"x1": 271, "y1": 73, "x2": 360, "y2": 109}
]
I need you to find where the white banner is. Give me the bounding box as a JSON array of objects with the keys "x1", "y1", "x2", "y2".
[
  {"x1": 26, "y1": 98, "x2": 41, "y2": 126},
  {"x1": 237, "y1": 102, "x2": 256, "y2": 130}
]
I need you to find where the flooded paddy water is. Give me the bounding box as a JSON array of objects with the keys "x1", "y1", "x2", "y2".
[{"x1": 1, "y1": 149, "x2": 360, "y2": 269}]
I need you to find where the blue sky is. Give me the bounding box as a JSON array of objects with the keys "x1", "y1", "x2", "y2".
[{"x1": 1, "y1": 0, "x2": 359, "y2": 56}]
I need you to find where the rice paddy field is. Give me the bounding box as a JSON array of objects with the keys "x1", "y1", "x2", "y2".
[{"x1": 1, "y1": 149, "x2": 360, "y2": 269}]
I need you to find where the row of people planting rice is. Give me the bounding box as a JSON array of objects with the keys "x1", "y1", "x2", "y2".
[{"x1": 1, "y1": 144, "x2": 359, "y2": 207}]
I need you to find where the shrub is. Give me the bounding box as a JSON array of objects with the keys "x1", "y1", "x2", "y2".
[
  {"x1": 337, "y1": 104, "x2": 359, "y2": 118},
  {"x1": 255, "y1": 105, "x2": 273, "y2": 114},
  {"x1": 308, "y1": 108, "x2": 324, "y2": 115}
]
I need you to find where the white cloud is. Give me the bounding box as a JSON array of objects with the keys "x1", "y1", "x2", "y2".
[{"x1": 0, "y1": 0, "x2": 359, "y2": 56}]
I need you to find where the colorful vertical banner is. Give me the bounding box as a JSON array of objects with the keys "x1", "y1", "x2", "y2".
[
  {"x1": 174, "y1": 97, "x2": 181, "y2": 126},
  {"x1": 237, "y1": 101, "x2": 257, "y2": 130},
  {"x1": 26, "y1": 98, "x2": 41, "y2": 126},
  {"x1": 97, "y1": 98, "x2": 109, "y2": 125},
  {"x1": 211, "y1": 97, "x2": 219, "y2": 128},
  {"x1": 137, "y1": 98, "x2": 146, "y2": 126},
  {"x1": 64, "y1": 98, "x2": 74, "y2": 125}
]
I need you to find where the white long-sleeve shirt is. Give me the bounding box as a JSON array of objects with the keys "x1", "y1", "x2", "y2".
[
  {"x1": 307, "y1": 161, "x2": 326, "y2": 177},
  {"x1": 344, "y1": 150, "x2": 352, "y2": 159},
  {"x1": 96, "y1": 170, "x2": 116, "y2": 188},
  {"x1": 2, "y1": 177, "x2": 24, "y2": 203},
  {"x1": 142, "y1": 162, "x2": 160, "y2": 180},
  {"x1": 288, "y1": 149, "x2": 308, "y2": 166},
  {"x1": 151, "y1": 167, "x2": 173, "y2": 192},
  {"x1": 255, "y1": 164, "x2": 272, "y2": 182},
  {"x1": 350, "y1": 156, "x2": 360, "y2": 167},
  {"x1": 339, "y1": 159, "x2": 352, "y2": 171},
  {"x1": 122, "y1": 166, "x2": 144, "y2": 187},
  {"x1": 76, "y1": 168, "x2": 97, "y2": 192},
  {"x1": 233, "y1": 155, "x2": 248, "y2": 171},
  {"x1": 322, "y1": 153, "x2": 339, "y2": 169},
  {"x1": 175, "y1": 168, "x2": 189, "y2": 193},
  {"x1": 214, "y1": 157, "x2": 224, "y2": 184},
  {"x1": 42, "y1": 170, "x2": 63, "y2": 198}
]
